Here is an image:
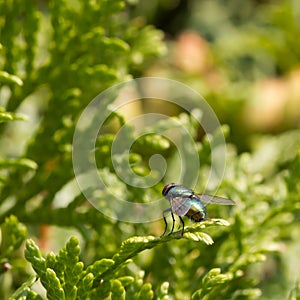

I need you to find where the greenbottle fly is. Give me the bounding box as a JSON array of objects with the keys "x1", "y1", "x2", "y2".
[{"x1": 161, "y1": 183, "x2": 235, "y2": 237}]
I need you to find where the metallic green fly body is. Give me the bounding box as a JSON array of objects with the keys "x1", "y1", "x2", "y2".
[{"x1": 161, "y1": 183, "x2": 235, "y2": 236}]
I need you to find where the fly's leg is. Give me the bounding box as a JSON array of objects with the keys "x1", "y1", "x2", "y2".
[
  {"x1": 161, "y1": 208, "x2": 171, "y2": 237},
  {"x1": 179, "y1": 216, "x2": 185, "y2": 237},
  {"x1": 168, "y1": 212, "x2": 175, "y2": 236}
]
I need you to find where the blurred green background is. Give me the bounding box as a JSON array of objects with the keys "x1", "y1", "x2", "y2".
[{"x1": 1, "y1": 0, "x2": 300, "y2": 299}]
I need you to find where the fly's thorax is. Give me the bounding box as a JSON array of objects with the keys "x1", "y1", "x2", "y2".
[{"x1": 166, "y1": 184, "x2": 194, "y2": 198}]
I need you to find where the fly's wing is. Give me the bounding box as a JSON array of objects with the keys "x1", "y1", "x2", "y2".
[
  {"x1": 197, "y1": 194, "x2": 235, "y2": 205},
  {"x1": 169, "y1": 196, "x2": 191, "y2": 216}
]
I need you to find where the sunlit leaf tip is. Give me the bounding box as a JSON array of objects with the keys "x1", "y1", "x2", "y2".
[{"x1": 184, "y1": 232, "x2": 214, "y2": 245}]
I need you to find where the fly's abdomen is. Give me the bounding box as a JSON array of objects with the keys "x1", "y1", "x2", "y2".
[
  {"x1": 185, "y1": 198, "x2": 207, "y2": 222},
  {"x1": 185, "y1": 208, "x2": 206, "y2": 222}
]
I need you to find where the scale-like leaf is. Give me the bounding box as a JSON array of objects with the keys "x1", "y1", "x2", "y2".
[{"x1": 184, "y1": 232, "x2": 214, "y2": 245}]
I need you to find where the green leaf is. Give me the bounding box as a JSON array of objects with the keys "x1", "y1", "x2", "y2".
[
  {"x1": 106, "y1": 219, "x2": 230, "y2": 278},
  {"x1": 0, "y1": 71, "x2": 23, "y2": 85},
  {"x1": 86, "y1": 258, "x2": 115, "y2": 277},
  {"x1": 111, "y1": 279, "x2": 125, "y2": 300},
  {"x1": 136, "y1": 134, "x2": 170, "y2": 151},
  {"x1": 0, "y1": 109, "x2": 27, "y2": 123},
  {"x1": 156, "y1": 282, "x2": 169, "y2": 300},
  {"x1": 57, "y1": 236, "x2": 80, "y2": 267},
  {"x1": 201, "y1": 268, "x2": 233, "y2": 290},
  {"x1": 24, "y1": 239, "x2": 43, "y2": 263},
  {"x1": 136, "y1": 283, "x2": 154, "y2": 300},
  {"x1": 0, "y1": 158, "x2": 38, "y2": 170},
  {"x1": 183, "y1": 232, "x2": 214, "y2": 245},
  {"x1": 1, "y1": 215, "x2": 27, "y2": 258},
  {"x1": 102, "y1": 37, "x2": 130, "y2": 53},
  {"x1": 113, "y1": 236, "x2": 157, "y2": 265},
  {"x1": 46, "y1": 268, "x2": 65, "y2": 300},
  {"x1": 24, "y1": 239, "x2": 50, "y2": 292},
  {"x1": 8, "y1": 276, "x2": 42, "y2": 300},
  {"x1": 117, "y1": 276, "x2": 134, "y2": 287},
  {"x1": 77, "y1": 273, "x2": 94, "y2": 299},
  {"x1": 84, "y1": 64, "x2": 118, "y2": 81},
  {"x1": 231, "y1": 288, "x2": 262, "y2": 299}
]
